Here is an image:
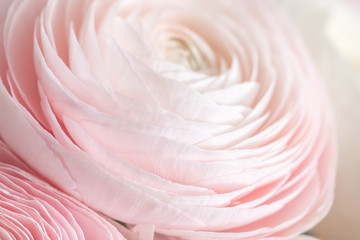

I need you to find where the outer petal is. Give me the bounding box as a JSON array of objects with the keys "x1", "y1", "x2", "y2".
[
  {"x1": 276, "y1": 0, "x2": 360, "y2": 238},
  {"x1": 0, "y1": 0, "x2": 13, "y2": 80},
  {"x1": 0, "y1": 156, "x2": 128, "y2": 239}
]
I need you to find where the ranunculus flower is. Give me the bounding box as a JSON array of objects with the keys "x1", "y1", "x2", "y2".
[
  {"x1": 0, "y1": 143, "x2": 145, "y2": 240},
  {"x1": 0, "y1": 0, "x2": 336, "y2": 239}
]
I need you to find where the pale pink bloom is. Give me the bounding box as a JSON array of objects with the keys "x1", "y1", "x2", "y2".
[
  {"x1": 0, "y1": 0, "x2": 336, "y2": 239},
  {"x1": 0, "y1": 143, "x2": 148, "y2": 240}
]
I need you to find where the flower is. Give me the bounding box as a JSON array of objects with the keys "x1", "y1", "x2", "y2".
[
  {"x1": 0, "y1": 0, "x2": 336, "y2": 239},
  {"x1": 0, "y1": 142, "x2": 144, "y2": 240}
]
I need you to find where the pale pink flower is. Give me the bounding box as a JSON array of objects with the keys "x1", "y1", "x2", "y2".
[
  {"x1": 0, "y1": 0, "x2": 337, "y2": 239},
  {"x1": 0, "y1": 143, "x2": 147, "y2": 240}
]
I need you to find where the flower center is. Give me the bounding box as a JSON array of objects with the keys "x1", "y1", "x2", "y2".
[
  {"x1": 156, "y1": 29, "x2": 221, "y2": 75},
  {"x1": 164, "y1": 38, "x2": 201, "y2": 71}
]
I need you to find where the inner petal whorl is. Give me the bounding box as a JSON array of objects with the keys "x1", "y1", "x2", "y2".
[{"x1": 156, "y1": 28, "x2": 221, "y2": 76}]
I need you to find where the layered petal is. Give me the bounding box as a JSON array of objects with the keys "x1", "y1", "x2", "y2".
[
  {"x1": 0, "y1": 148, "x2": 136, "y2": 240},
  {"x1": 0, "y1": 0, "x2": 337, "y2": 239},
  {"x1": 276, "y1": 0, "x2": 360, "y2": 239}
]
